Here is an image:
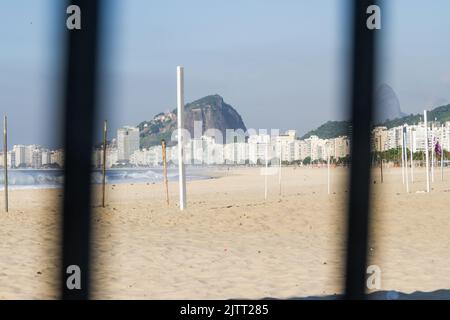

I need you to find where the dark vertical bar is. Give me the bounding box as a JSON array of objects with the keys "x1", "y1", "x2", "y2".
[
  {"x1": 61, "y1": 0, "x2": 102, "y2": 299},
  {"x1": 344, "y1": 0, "x2": 378, "y2": 299}
]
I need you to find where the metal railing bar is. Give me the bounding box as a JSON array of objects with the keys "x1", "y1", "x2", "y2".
[
  {"x1": 61, "y1": 0, "x2": 102, "y2": 300},
  {"x1": 344, "y1": 0, "x2": 378, "y2": 300}
]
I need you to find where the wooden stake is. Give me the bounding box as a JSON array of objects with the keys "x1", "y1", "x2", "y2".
[
  {"x1": 3, "y1": 115, "x2": 8, "y2": 212},
  {"x1": 161, "y1": 139, "x2": 169, "y2": 205},
  {"x1": 102, "y1": 120, "x2": 107, "y2": 208},
  {"x1": 441, "y1": 124, "x2": 444, "y2": 181}
]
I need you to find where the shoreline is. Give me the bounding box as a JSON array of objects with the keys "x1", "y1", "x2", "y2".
[{"x1": 0, "y1": 166, "x2": 220, "y2": 191}]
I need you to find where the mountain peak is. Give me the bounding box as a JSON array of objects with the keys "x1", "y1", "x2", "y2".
[
  {"x1": 375, "y1": 83, "x2": 406, "y2": 123},
  {"x1": 186, "y1": 94, "x2": 225, "y2": 110},
  {"x1": 139, "y1": 95, "x2": 247, "y2": 147}
]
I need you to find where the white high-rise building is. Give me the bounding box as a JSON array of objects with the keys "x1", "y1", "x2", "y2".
[
  {"x1": 106, "y1": 147, "x2": 118, "y2": 168},
  {"x1": 303, "y1": 135, "x2": 326, "y2": 161},
  {"x1": 41, "y1": 150, "x2": 51, "y2": 166},
  {"x1": 25, "y1": 145, "x2": 38, "y2": 166},
  {"x1": 333, "y1": 136, "x2": 350, "y2": 159},
  {"x1": 248, "y1": 134, "x2": 271, "y2": 165},
  {"x1": 31, "y1": 148, "x2": 42, "y2": 168},
  {"x1": 192, "y1": 138, "x2": 204, "y2": 165},
  {"x1": 444, "y1": 122, "x2": 450, "y2": 151},
  {"x1": 292, "y1": 140, "x2": 302, "y2": 161},
  {"x1": 117, "y1": 126, "x2": 140, "y2": 162},
  {"x1": 202, "y1": 136, "x2": 224, "y2": 165},
  {"x1": 386, "y1": 127, "x2": 398, "y2": 150},
  {"x1": 273, "y1": 130, "x2": 296, "y2": 162},
  {"x1": 412, "y1": 123, "x2": 426, "y2": 152},
  {"x1": 13, "y1": 145, "x2": 26, "y2": 167},
  {"x1": 51, "y1": 149, "x2": 64, "y2": 168},
  {"x1": 224, "y1": 142, "x2": 248, "y2": 164},
  {"x1": 167, "y1": 145, "x2": 178, "y2": 164},
  {"x1": 130, "y1": 146, "x2": 163, "y2": 167},
  {"x1": 8, "y1": 151, "x2": 15, "y2": 168}
]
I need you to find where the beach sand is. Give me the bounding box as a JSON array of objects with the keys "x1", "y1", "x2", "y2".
[{"x1": 0, "y1": 166, "x2": 449, "y2": 299}]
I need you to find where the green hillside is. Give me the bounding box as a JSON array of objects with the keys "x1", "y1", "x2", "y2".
[
  {"x1": 382, "y1": 104, "x2": 450, "y2": 128},
  {"x1": 301, "y1": 120, "x2": 351, "y2": 139},
  {"x1": 301, "y1": 104, "x2": 450, "y2": 140}
]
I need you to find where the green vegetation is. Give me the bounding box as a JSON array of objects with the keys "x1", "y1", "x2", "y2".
[
  {"x1": 382, "y1": 104, "x2": 450, "y2": 128},
  {"x1": 373, "y1": 148, "x2": 449, "y2": 164},
  {"x1": 281, "y1": 156, "x2": 350, "y2": 166},
  {"x1": 301, "y1": 104, "x2": 450, "y2": 140},
  {"x1": 302, "y1": 156, "x2": 311, "y2": 165},
  {"x1": 336, "y1": 155, "x2": 350, "y2": 166},
  {"x1": 140, "y1": 131, "x2": 174, "y2": 148},
  {"x1": 301, "y1": 121, "x2": 351, "y2": 139}
]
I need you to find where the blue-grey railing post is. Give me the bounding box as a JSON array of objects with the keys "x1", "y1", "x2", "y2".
[
  {"x1": 61, "y1": 0, "x2": 102, "y2": 299},
  {"x1": 344, "y1": 0, "x2": 379, "y2": 299}
]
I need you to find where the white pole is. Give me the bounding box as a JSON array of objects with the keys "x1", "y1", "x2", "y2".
[
  {"x1": 401, "y1": 137, "x2": 405, "y2": 185},
  {"x1": 102, "y1": 120, "x2": 107, "y2": 208},
  {"x1": 431, "y1": 130, "x2": 435, "y2": 183},
  {"x1": 278, "y1": 144, "x2": 282, "y2": 196},
  {"x1": 177, "y1": 66, "x2": 187, "y2": 210},
  {"x1": 264, "y1": 143, "x2": 268, "y2": 201},
  {"x1": 410, "y1": 128, "x2": 414, "y2": 183},
  {"x1": 327, "y1": 145, "x2": 330, "y2": 195},
  {"x1": 445, "y1": 125, "x2": 450, "y2": 180},
  {"x1": 403, "y1": 129, "x2": 409, "y2": 193},
  {"x1": 447, "y1": 124, "x2": 450, "y2": 181},
  {"x1": 3, "y1": 115, "x2": 8, "y2": 212},
  {"x1": 441, "y1": 124, "x2": 444, "y2": 181},
  {"x1": 424, "y1": 110, "x2": 430, "y2": 192}
]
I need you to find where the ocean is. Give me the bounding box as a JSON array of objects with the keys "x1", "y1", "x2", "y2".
[{"x1": 0, "y1": 168, "x2": 209, "y2": 190}]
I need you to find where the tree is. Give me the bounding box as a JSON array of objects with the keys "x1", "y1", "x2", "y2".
[
  {"x1": 336, "y1": 155, "x2": 350, "y2": 166},
  {"x1": 302, "y1": 156, "x2": 311, "y2": 165}
]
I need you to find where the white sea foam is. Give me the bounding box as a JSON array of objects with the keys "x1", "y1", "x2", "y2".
[{"x1": 0, "y1": 168, "x2": 207, "y2": 190}]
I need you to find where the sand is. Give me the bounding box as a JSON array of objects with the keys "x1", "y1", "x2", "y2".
[{"x1": 0, "y1": 166, "x2": 449, "y2": 299}]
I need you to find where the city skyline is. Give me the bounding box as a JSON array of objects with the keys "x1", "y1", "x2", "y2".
[
  {"x1": 2, "y1": 1, "x2": 450, "y2": 148},
  {"x1": 2, "y1": 118, "x2": 450, "y2": 170}
]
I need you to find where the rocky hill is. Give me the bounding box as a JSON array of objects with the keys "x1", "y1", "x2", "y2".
[
  {"x1": 138, "y1": 94, "x2": 247, "y2": 148},
  {"x1": 375, "y1": 83, "x2": 406, "y2": 123}
]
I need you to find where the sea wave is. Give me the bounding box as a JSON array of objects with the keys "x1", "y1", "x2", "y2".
[
  {"x1": 0, "y1": 168, "x2": 207, "y2": 190},
  {"x1": 0, "y1": 171, "x2": 63, "y2": 186}
]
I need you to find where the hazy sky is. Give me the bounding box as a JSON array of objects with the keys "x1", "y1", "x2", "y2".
[{"x1": 1, "y1": 0, "x2": 450, "y2": 147}]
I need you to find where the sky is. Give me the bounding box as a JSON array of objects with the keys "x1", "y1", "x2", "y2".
[{"x1": 1, "y1": 0, "x2": 450, "y2": 148}]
